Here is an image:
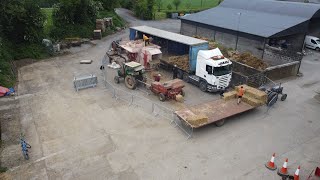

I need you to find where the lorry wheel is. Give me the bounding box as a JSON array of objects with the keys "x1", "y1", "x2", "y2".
[
  {"x1": 183, "y1": 73, "x2": 189, "y2": 82},
  {"x1": 316, "y1": 47, "x2": 320, "y2": 51},
  {"x1": 114, "y1": 76, "x2": 120, "y2": 84},
  {"x1": 281, "y1": 94, "x2": 287, "y2": 101},
  {"x1": 159, "y1": 93, "x2": 166, "y2": 101},
  {"x1": 177, "y1": 70, "x2": 183, "y2": 79},
  {"x1": 125, "y1": 76, "x2": 136, "y2": 90},
  {"x1": 215, "y1": 119, "x2": 225, "y2": 127},
  {"x1": 199, "y1": 81, "x2": 207, "y2": 92}
]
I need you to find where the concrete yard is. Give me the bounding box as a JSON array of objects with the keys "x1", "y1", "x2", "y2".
[{"x1": 0, "y1": 8, "x2": 320, "y2": 180}]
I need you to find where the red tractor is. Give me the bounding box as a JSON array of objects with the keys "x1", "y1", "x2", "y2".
[{"x1": 150, "y1": 79, "x2": 185, "y2": 101}]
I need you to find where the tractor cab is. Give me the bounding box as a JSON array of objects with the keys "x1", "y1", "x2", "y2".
[{"x1": 114, "y1": 61, "x2": 146, "y2": 89}]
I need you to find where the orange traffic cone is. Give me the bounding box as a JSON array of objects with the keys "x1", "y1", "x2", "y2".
[
  {"x1": 277, "y1": 158, "x2": 289, "y2": 176},
  {"x1": 265, "y1": 153, "x2": 277, "y2": 170},
  {"x1": 294, "y1": 166, "x2": 300, "y2": 180}
]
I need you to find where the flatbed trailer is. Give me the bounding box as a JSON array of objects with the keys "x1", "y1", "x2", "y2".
[{"x1": 175, "y1": 99, "x2": 256, "y2": 128}]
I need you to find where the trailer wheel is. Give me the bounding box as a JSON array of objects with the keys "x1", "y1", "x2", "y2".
[
  {"x1": 199, "y1": 81, "x2": 207, "y2": 92},
  {"x1": 281, "y1": 94, "x2": 287, "y2": 101},
  {"x1": 180, "y1": 90, "x2": 185, "y2": 97},
  {"x1": 114, "y1": 76, "x2": 120, "y2": 84},
  {"x1": 215, "y1": 119, "x2": 225, "y2": 127},
  {"x1": 183, "y1": 73, "x2": 189, "y2": 83},
  {"x1": 159, "y1": 93, "x2": 166, "y2": 101}
]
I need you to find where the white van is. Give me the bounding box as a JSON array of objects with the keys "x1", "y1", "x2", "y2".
[{"x1": 305, "y1": 35, "x2": 320, "y2": 51}]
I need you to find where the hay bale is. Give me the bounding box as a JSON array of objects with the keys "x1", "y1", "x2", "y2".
[
  {"x1": 186, "y1": 114, "x2": 208, "y2": 126},
  {"x1": 223, "y1": 91, "x2": 237, "y2": 101},
  {"x1": 235, "y1": 85, "x2": 267, "y2": 103},
  {"x1": 242, "y1": 95, "x2": 265, "y2": 107},
  {"x1": 176, "y1": 94, "x2": 184, "y2": 102}
]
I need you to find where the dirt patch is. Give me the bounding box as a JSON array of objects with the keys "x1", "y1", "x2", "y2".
[{"x1": 0, "y1": 97, "x2": 22, "y2": 169}]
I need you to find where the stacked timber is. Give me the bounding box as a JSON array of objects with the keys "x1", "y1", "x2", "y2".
[
  {"x1": 93, "y1": 30, "x2": 102, "y2": 40},
  {"x1": 186, "y1": 114, "x2": 208, "y2": 126},
  {"x1": 96, "y1": 19, "x2": 106, "y2": 32}
]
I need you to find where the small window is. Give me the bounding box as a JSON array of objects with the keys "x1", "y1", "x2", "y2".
[
  {"x1": 206, "y1": 65, "x2": 213, "y2": 74},
  {"x1": 311, "y1": 39, "x2": 317, "y2": 44}
]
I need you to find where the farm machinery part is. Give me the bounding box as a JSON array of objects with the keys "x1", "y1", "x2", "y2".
[{"x1": 114, "y1": 61, "x2": 146, "y2": 90}]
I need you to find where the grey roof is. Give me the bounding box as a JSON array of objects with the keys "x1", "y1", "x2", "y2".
[
  {"x1": 182, "y1": 0, "x2": 320, "y2": 38},
  {"x1": 130, "y1": 26, "x2": 208, "y2": 46}
]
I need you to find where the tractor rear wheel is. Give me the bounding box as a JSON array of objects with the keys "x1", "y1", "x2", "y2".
[
  {"x1": 125, "y1": 76, "x2": 136, "y2": 90},
  {"x1": 159, "y1": 93, "x2": 166, "y2": 101},
  {"x1": 114, "y1": 76, "x2": 120, "y2": 84}
]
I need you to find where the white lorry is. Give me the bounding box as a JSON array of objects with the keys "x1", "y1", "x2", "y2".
[{"x1": 161, "y1": 48, "x2": 232, "y2": 92}]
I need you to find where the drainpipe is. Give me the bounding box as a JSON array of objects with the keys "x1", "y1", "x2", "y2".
[{"x1": 235, "y1": 12, "x2": 242, "y2": 51}]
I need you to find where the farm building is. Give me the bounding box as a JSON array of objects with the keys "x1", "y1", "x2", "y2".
[{"x1": 181, "y1": 0, "x2": 320, "y2": 78}]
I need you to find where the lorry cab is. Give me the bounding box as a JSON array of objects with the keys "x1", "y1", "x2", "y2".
[
  {"x1": 305, "y1": 35, "x2": 320, "y2": 51},
  {"x1": 196, "y1": 48, "x2": 232, "y2": 91}
]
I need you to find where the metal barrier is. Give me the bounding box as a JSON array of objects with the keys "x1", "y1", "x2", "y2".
[
  {"x1": 102, "y1": 66, "x2": 192, "y2": 138},
  {"x1": 74, "y1": 73, "x2": 98, "y2": 91}
]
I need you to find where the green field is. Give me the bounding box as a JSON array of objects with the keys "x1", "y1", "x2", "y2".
[{"x1": 160, "y1": 0, "x2": 220, "y2": 11}]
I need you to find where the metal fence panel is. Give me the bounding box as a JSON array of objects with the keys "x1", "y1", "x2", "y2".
[{"x1": 74, "y1": 74, "x2": 98, "y2": 91}]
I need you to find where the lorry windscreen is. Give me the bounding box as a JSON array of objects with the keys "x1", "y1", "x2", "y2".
[{"x1": 214, "y1": 65, "x2": 231, "y2": 76}]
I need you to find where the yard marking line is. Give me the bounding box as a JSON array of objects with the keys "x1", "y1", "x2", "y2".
[
  {"x1": 9, "y1": 150, "x2": 66, "y2": 172},
  {"x1": 33, "y1": 150, "x2": 66, "y2": 163}
]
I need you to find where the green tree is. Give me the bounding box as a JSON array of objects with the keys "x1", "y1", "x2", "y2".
[
  {"x1": 96, "y1": 0, "x2": 120, "y2": 11},
  {"x1": 172, "y1": 0, "x2": 181, "y2": 10},
  {"x1": 0, "y1": 0, "x2": 45, "y2": 43},
  {"x1": 155, "y1": 0, "x2": 162, "y2": 12},
  {"x1": 134, "y1": 0, "x2": 154, "y2": 20},
  {"x1": 51, "y1": 0, "x2": 100, "y2": 39},
  {"x1": 167, "y1": 3, "x2": 173, "y2": 10},
  {"x1": 185, "y1": 2, "x2": 191, "y2": 10},
  {"x1": 120, "y1": 0, "x2": 133, "y2": 9}
]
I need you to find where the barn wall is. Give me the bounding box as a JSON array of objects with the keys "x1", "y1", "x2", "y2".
[
  {"x1": 180, "y1": 22, "x2": 197, "y2": 36},
  {"x1": 236, "y1": 36, "x2": 265, "y2": 59}
]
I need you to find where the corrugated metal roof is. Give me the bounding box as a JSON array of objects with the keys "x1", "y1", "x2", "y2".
[
  {"x1": 182, "y1": 0, "x2": 320, "y2": 38},
  {"x1": 130, "y1": 26, "x2": 208, "y2": 46}
]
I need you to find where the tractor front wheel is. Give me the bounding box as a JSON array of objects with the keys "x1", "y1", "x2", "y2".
[
  {"x1": 159, "y1": 93, "x2": 166, "y2": 101},
  {"x1": 114, "y1": 76, "x2": 120, "y2": 84},
  {"x1": 125, "y1": 76, "x2": 136, "y2": 90},
  {"x1": 281, "y1": 94, "x2": 287, "y2": 101}
]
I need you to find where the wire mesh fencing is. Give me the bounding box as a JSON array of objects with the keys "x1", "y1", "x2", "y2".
[{"x1": 101, "y1": 67, "x2": 192, "y2": 138}]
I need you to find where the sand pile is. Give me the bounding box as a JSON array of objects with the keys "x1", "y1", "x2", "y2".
[
  {"x1": 229, "y1": 52, "x2": 268, "y2": 70},
  {"x1": 167, "y1": 55, "x2": 190, "y2": 72}
]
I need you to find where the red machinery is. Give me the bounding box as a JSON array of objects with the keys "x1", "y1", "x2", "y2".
[{"x1": 150, "y1": 79, "x2": 185, "y2": 101}]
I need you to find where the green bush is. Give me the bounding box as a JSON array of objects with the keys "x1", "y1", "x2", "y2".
[
  {"x1": 154, "y1": 12, "x2": 166, "y2": 20},
  {"x1": 97, "y1": 10, "x2": 126, "y2": 28}
]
